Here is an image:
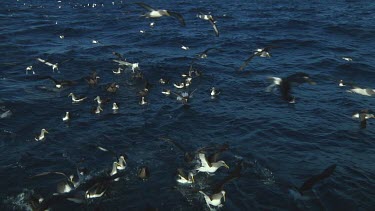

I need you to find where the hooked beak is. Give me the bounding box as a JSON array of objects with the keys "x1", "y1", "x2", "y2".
[
  {"x1": 191, "y1": 175, "x2": 195, "y2": 183},
  {"x1": 224, "y1": 164, "x2": 229, "y2": 169},
  {"x1": 223, "y1": 192, "x2": 226, "y2": 202},
  {"x1": 44, "y1": 130, "x2": 49, "y2": 134}
]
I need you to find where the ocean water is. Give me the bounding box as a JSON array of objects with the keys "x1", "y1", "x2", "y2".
[{"x1": 1, "y1": 0, "x2": 375, "y2": 210}]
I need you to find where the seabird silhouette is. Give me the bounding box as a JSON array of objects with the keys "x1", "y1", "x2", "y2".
[{"x1": 297, "y1": 164, "x2": 336, "y2": 194}]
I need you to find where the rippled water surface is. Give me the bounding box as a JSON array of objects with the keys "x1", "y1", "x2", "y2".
[{"x1": 1, "y1": 0, "x2": 375, "y2": 210}]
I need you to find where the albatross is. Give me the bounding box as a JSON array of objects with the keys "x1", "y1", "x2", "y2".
[{"x1": 135, "y1": 2, "x2": 185, "y2": 26}]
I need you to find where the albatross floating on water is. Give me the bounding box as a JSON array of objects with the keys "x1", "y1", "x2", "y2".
[
  {"x1": 199, "y1": 190, "x2": 226, "y2": 209},
  {"x1": 35, "y1": 129, "x2": 48, "y2": 141}
]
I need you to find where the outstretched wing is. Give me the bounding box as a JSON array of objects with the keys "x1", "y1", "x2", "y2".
[
  {"x1": 31, "y1": 171, "x2": 70, "y2": 181},
  {"x1": 198, "y1": 153, "x2": 211, "y2": 167},
  {"x1": 238, "y1": 54, "x2": 257, "y2": 71},
  {"x1": 112, "y1": 51, "x2": 124, "y2": 60},
  {"x1": 299, "y1": 164, "x2": 336, "y2": 193},
  {"x1": 168, "y1": 11, "x2": 186, "y2": 26},
  {"x1": 209, "y1": 19, "x2": 219, "y2": 37},
  {"x1": 177, "y1": 168, "x2": 187, "y2": 179},
  {"x1": 359, "y1": 113, "x2": 367, "y2": 128},
  {"x1": 135, "y1": 2, "x2": 155, "y2": 11},
  {"x1": 212, "y1": 160, "x2": 243, "y2": 193}
]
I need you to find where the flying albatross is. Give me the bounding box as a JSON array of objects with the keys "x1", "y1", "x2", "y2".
[{"x1": 136, "y1": 2, "x2": 185, "y2": 26}]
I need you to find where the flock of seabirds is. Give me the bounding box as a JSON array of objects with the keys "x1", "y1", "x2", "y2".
[{"x1": 2, "y1": 1, "x2": 374, "y2": 211}]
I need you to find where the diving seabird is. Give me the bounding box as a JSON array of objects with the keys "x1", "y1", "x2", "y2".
[
  {"x1": 37, "y1": 58, "x2": 58, "y2": 72},
  {"x1": 266, "y1": 73, "x2": 315, "y2": 103},
  {"x1": 68, "y1": 93, "x2": 87, "y2": 103},
  {"x1": 135, "y1": 2, "x2": 186, "y2": 26},
  {"x1": 176, "y1": 168, "x2": 194, "y2": 184},
  {"x1": 199, "y1": 190, "x2": 226, "y2": 209},
  {"x1": 35, "y1": 129, "x2": 48, "y2": 141},
  {"x1": 62, "y1": 112, "x2": 70, "y2": 122},
  {"x1": 196, "y1": 153, "x2": 229, "y2": 173},
  {"x1": 238, "y1": 47, "x2": 273, "y2": 71},
  {"x1": 197, "y1": 12, "x2": 219, "y2": 37},
  {"x1": 297, "y1": 164, "x2": 336, "y2": 194},
  {"x1": 138, "y1": 166, "x2": 150, "y2": 180},
  {"x1": 352, "y1": 109, "x2": 374, "y2": 128}
]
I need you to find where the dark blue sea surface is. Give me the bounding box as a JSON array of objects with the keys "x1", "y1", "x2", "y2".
[{"x1": 1, "y1": 0, "x2": 375, "y2": 210}]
